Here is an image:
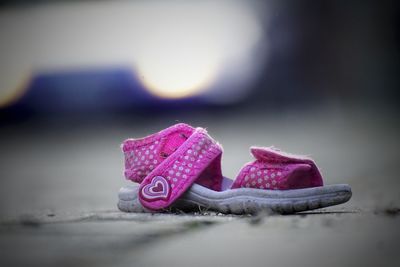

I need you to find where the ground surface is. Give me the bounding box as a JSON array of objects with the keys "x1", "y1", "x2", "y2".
[{"x1": 0, "y1": 105, "x2": 399, "y2": 267}]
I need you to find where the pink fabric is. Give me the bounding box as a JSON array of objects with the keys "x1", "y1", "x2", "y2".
[
  {"x1": 122, "y1": 124, "x2": 223, "y2": 210},
  {"x1": 122, "y1": 123, "x2": 195, "y2": 183},
  {"x1": 231, "y1": 146, "x2": 323, "y2": 190},
  {"x1": 122, "y1": 124, "x2": 325, "y2": 211}
]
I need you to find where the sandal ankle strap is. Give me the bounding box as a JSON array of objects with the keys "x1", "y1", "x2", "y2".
[{"x1": 122, "y1": 124, "x2": 223, "y2": 211}]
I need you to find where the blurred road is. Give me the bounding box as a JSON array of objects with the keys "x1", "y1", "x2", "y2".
[{"x1": 0, "y1": 105, "x2": 399, "y2": 266}]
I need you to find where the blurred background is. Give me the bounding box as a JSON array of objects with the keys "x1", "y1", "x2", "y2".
[
  {"x1": 1, "y1": 1, "x2": 400, "y2": 266},
  {"x1": 0, "y1": 0, "x2": 399, "y2": 216}
]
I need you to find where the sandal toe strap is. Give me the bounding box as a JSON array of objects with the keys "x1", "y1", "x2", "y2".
[{"x1": 231, "y1": 146, "x2": 323, "y2": 190}]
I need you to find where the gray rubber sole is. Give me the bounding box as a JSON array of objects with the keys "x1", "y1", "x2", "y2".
[{"x1": 118, "y1": 183, "x2": 352, "y2": 214}]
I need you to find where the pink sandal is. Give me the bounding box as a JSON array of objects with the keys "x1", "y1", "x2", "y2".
[{"x1": 118, "y1": 123, "x2": 351, "y2": 214}]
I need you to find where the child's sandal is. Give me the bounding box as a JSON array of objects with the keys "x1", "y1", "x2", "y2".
[{"x1": 118, "y1": 123, "x2": 351, "y2": 214}]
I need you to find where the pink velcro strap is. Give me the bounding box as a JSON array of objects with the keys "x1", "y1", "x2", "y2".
[
  {"x1": 251, "y1": 146, "x2": 316, "y2": 164},
  {"x1": 127, "y1": 126, "x2": 222, "y2": 211},
  {"x1": 231, "y1": 146, "x2": 323, "y2": 190},
  {"x1": 138, "y1": 128, "x2": 222, "y2": 210}
]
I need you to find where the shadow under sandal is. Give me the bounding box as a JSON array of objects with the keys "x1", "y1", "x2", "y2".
[{"x1": 118, "y1": 123, "x2": 351, "y2": 214}]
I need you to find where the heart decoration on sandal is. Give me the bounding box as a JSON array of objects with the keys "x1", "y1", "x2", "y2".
[{"x1": 140, "y1": 176, "x2": 171, "y2": 201}]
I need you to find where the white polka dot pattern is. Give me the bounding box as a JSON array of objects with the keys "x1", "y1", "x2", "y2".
[
  {"x1": 137, "y1": 127, "x2": 223, "y2": 210},
  {"x1": 160, "y1": 134, "x2": 220, "y2": 190},
  {"x1": 124, "y1": 140, "x2": 161, "y2": 182},
  {"x1": 237, "y1": 164, "x2": 288, "y2": 190}
]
